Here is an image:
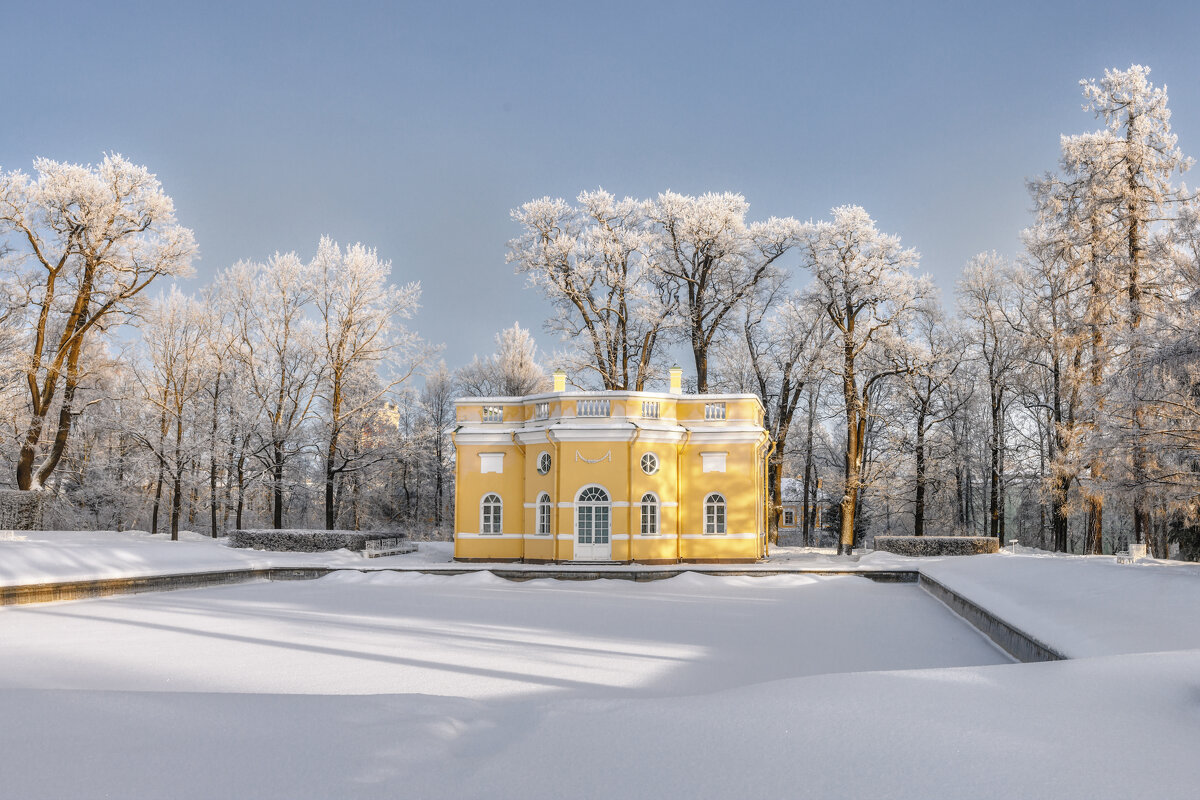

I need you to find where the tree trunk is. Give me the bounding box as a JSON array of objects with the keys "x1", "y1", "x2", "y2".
[
  {"x1": 914, "y1": 406, "x2": 927, "y2": 536},
  {"x1": 837, "y1": 330, "x2": 860, "y2": 556},
  {"x1": 234, "y1": 452, "x2": 245, "y2": 530},
  {"x1": 273, "y1": 440, "x2": 284, "y2": 529},
  {"x1": 989, "y1": 387, "x2": 1002, "y2": 543},
  {"x1": 1086, "y1": 496, "x2": 1103, "y2": 555},
  {"x1": 801, "y1": 392, "x2": 816, "y2": 547}
]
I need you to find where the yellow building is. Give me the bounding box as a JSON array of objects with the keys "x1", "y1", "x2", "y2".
[{"x1": 453, "y1": 368, "x2": 771, "y2": 563}]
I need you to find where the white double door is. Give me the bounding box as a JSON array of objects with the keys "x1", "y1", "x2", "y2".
[{"x1": 574, "y1": 488, "x2": 612, "y2": 561}]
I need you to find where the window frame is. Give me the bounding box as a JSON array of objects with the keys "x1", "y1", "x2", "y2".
[
  {"x1": 536, "y1": 492, "x2": 552, "y2": 536},
  {"x1": 640, "y1": 492, "x2": 659, "y2": 536},
  {"x1": 536, "y1": 451, "x2": 552, "y2": 475},
  {"x1": 640, "y1": 452, "x2": 659, "y2": 475},
  {"x1": 704, "y1": 492, "x2": 726, "y2": 535},
  {"x1": 480, "y1": 493, "x2": 503, "y2": 534}
]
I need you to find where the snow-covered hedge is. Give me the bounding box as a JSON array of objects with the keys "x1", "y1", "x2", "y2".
[
  {"x1": 873, "y1": 536, "x2": 999, "y2": 557},
  {"x1": 0, "y1": 490, "x2": 44, "y2": 530},
  {"x1": 228, "y1": 529, "x2": 408, "y2": 553}
]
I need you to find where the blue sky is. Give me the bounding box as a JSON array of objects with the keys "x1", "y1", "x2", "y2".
[{"x1": 5, "y1": 0, "x2": 1200, "y2": 372}]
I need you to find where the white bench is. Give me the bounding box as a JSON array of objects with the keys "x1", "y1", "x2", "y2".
[
  {"x1": 1116, "y1": 542, "x2": 1148, "y2": 564},
  {"x1": 363, "y1": 537, "x2": 417, "y2": 558}
]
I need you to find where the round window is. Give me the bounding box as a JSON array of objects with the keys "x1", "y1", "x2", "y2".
[
  {"x1": 640, "y1": 452, "x2": 659, "y2": 475},
  {"x1": 537, "y1": 451, "x2": 552, "y2": 474}
]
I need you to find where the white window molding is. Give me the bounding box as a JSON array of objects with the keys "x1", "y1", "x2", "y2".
[
  {"x1": 480, "y1": 493, "x2": 503, "y2": 534},
  {"x1": 480, "y1": 453, "x2": 505, "y2": 474},
  {"x1": 704, "y1": 493, "x2": 726, "y2": 534},
  {"x1": 701, "y1": 452, "x2": 727, "y2": 473}
]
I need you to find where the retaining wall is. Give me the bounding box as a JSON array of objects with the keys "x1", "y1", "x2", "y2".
[{"x1": 919, "y1": 572, "x2": 1065, "y2": 662}]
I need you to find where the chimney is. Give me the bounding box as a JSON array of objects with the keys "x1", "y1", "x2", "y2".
[
  {"x1": 552, "y1": 369, "x2": 566, "y2": 392},
  {"x1": 669, "y1": 366, "x2": 683, "y2": 395}
]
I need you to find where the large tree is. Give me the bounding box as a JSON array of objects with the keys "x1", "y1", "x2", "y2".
[
  {"x1": 132, "y1": 288, "x2": 207, "y2": 540},
  {"x1": 798, "y1": 206, "x2": 929, "y2": 554},
  {"x1": 0, "y1": 154, "x2": 196, "y2": 490},
  {"x1": 650, "y1": 191, "x2": 801, "y2": 391},
  {"x1": 958, "y1": 253, "x2": 1025, "y2": 545},
  {"x1": 715, "y1": 288, "x2": 830, "y2": 544},
  {"x1": 509, "y1": 191, "x2": 676, "y2": 390},
  {"x1": 1078, "y1": 65, "x2": 1192, "y2": 550},
  {"x1": 313, "y1": 237, "x2": 422, "y2": 529},
  {"x1": 896, "y1": 307, "x2": 967, "y2": 536},
  {"x1": 456, "y1": 322, "x2": 550, "y2": 396},
  {"x1": 223, "y1": 253, "x2": 321, "y2": 530}
]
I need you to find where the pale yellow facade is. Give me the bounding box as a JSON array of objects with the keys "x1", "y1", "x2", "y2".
[{"x1": 453, "y1": 372, "x2": 771, "y2": 563}]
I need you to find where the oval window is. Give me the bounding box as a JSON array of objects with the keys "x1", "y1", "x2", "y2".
[
  {"x1": 537, "y1": 451, "x2": 552, "y2": 474},
  {"x1": 640, "y1": 452, "x2": 659, "y2": 475}
]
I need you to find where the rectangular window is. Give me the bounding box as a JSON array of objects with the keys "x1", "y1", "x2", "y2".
[
  {"x1": 481, "y1": 497, "x2": 502, "y2": 534},
  {"x1": 538, "y1": 502, "x2": 551, "y2": 535},
  {"x1": 783, "y1": 509, "x2": 795, "y2": 527},
  {"x1": 704, "y1": 402, "x2": 727, "y2": 420},
  {"x1": 641, "y1": 503, "x2": 658, "y2": 535},
  {"x1": 705, "y1": 503, "x2": 726, "y2": 534},
  {"x1": 641, "y1": 400, "x2": 660, "y2": 419},
  {"x1": 482, "y1": 406, "x2": 503, "y2": 422},
  {"x1": 577, "y1": 399, "x2": 610, "y2": 417}
]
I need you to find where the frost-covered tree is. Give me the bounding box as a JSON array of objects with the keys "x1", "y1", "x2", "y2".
[
  {"x1": 313, "y1": 237, "x2": 423, "y2": 529},
  {"x1": 420, "y1": 363, "x2": 456, "y2": 527},
  {"x1": 223, "y1": 253, "x2": 321, "y2": 529},
  {"x1": 457, "y1": 322, "x2": 549, "y2": 396},
  {"x1": 895, "y1": 306, "x2": 968, "y2": 536},
  {"x1": 958, "y1": 253, "x2": 1025, "y2": 545},
  {"x1": 131, "y1": 288, "x2": 207, "y2": 539},
  {"x1": 650, "y1": 192, "x2": 801, "y2": 391},
  {"x1": 509, "y1": 191, "x2": 676, "y2": 390},
  {"x1": 714, "y1": 288, "x2": 830, "y2": 543},
  {"x1": 798, "y1": 206, "x2": 930, "y2": 554},
  {"x1": 1014, "y1": 221, "x2": 1089, "y2": 552},
  {"x1": 1078, "y1": 66, "x2": 1192, "y2": 548},
  {"x1": 0, "y1": 154, "x2": 196, "y2": 491}
]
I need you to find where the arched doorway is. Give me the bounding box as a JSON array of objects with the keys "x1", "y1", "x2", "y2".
[{"x1": 574, "y1": 485, "x2": 612, "y2": 561}]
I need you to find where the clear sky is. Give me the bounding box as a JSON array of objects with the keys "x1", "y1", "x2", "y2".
[{"x1": 5, "y1": 0, "x2": 1200, "y2": 372}]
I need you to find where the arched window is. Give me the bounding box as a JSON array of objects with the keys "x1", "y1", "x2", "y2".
[
  {"x1": 704, "y1": 493, "x2": 726, "y2": 535},
  {"x1": 577, "y1": 486, "x2": 610, "y2": 503},
  {"x1": 640, "y1": 492, "x2": 659, "y2": 536},
  {"x1": 537, "y1": 492, "x2": 552, "y2": 536},
  {"x1": 481, "y1": 493, "x2": 503, "y2": 534}
]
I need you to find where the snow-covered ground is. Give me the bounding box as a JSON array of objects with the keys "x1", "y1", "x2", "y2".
[
  {"x1": 0, "y1": 571, "x2": 1003, "y2": 697},
  {"x1": 922, "y1": 551, "x2": 1200, "y2": 657},
  {"x1": 2, "y1": 534, "x2": 1199, "y2": 798}
]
